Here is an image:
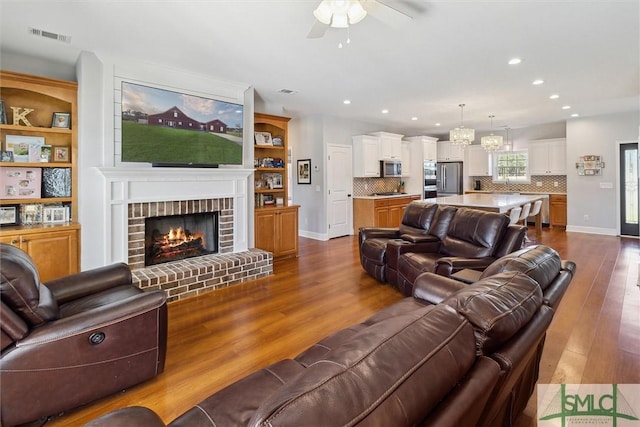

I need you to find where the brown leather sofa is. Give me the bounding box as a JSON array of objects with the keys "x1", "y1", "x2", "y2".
[
  {"x1": 87, "y1": 246, "x2": 575, "y2": 427},
  {"x1": 360, "y1": 202, "x2": 527, "y2": 296},
  {"x1": 0, "y1": 243, "x2": 168, "y2": 427}
]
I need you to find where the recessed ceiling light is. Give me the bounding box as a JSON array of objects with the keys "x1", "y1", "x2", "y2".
[
  {"x1": 411, "y1": 117, "x2": 418, "y2": 121},
  {"x1": 562, "y1": 105, "x2": 571, "y2": 110},
  {"x1": 508, "y1": 58, "x2": 522, "y2": 65},
  {"x1": 571, "y1": 113, "x2": 580, "y2": 117},
  {"x1": 435, "y1": 123, "x2": 441, "y2": 126},
  {"x1": 532, "y1": 79, "x2": 544, "y2": 85},
  {"x1": 343, "y1": 99, "x2": 351, "y2": 104},
  {"x1": 381, "y1": 109, "x2": 389, "y2": 114},
  {"x1": 277, "y1": 88, "x2": 297, "y2": 94},
  {"x1": 549, "y1": 94, "x2": 560, "y2": 99}
]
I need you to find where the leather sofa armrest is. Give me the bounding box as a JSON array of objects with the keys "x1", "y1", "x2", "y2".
[
  {"x1": 386, "y1": 239, "x2": 441, "y2": 271},
  {"x1": 19, "y1": 290, "x2": 166, "y2": 346},
  {"x1": 434, "y1": 257, "x2": 496, "y2": 278},
  {"x1": 400, "y1": 234, "x2": 439, "y2": 243},
  {"x1": 359, "y1": 227, "x2": 400, "y2": 245},
  {"x1": 86, "y1": 406, "x2": 166, "y2": 427},
  {"x1": 413, "y1": 272, "x2": 467, "y2": 305},
  {"x1": 561, "y1": 260, "x2": 577, "y2": 277},
  {"x1": 44, "y1": 263, "x2": 133, "y2": 304}
]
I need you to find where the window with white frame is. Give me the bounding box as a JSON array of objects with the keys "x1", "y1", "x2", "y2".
[{"x1": 492, "y1": 150, "x2": 530, "y2": 183}]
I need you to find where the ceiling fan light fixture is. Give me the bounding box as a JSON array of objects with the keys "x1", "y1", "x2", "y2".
[
  {"x1": 331, "y1": 13, "x2": 349, "y2": 28},
  {"x1": 313, "y1": 0, "x2": 333, "y2": 25},
  {"x1": 347, "y1": 1, "x2": 367, "y2": 24}
]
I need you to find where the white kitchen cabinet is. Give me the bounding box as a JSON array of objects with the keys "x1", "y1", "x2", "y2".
[
  {"x1": 528, "y1": 138, "x2": 566, "y2": 175},
  {"x1": 437, "y1": 141, "x2": 464, "y2": 162},
  {"x1": 424, "y1": 140, "x2": 437, "y2": 161},
  {"x1": 370, "y1": 131, "x2": 403, "y2": 160},
  {"x1": 466, "y1": 145, "x2": 492, "y2": 176},
  {"x1": 352, "y1": 135, "x2": 380, "y2": 177}
]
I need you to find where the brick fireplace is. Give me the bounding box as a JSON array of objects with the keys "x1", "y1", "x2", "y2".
[{"x1": 98, "y1": 167, "x2": 272, "y2": 301}]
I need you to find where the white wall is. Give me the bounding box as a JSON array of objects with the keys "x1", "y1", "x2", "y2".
[{"x1": 566, "y1": 111, "x2": 639, "y2": 235}]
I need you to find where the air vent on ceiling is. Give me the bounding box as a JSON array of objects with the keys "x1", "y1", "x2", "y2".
[
  {"x1": 278, "y1": 89, "x2": 297, "y2": 94},
  {"x1": 28, "y1": 27, "x2": 72, "y2": 44}
]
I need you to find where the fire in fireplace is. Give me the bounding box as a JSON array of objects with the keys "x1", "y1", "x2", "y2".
[{"x1": 145, "y1": 212, "x2": 219, "y2": 266}]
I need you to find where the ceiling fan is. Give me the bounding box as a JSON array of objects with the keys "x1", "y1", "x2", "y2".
[{"x1": 307, "y1": 0, "x2": 412, "y2": 39}]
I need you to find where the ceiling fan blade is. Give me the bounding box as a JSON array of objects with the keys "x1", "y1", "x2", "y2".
[
  {"x1": 363, "y1": 0, "x2": 412, "y2": 28},
  {"x1": 307, "y1": 20, "x2": 329, "y2": 39}
]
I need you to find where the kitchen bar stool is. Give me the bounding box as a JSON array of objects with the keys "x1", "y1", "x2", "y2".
[
  {"x1": 518, "y1": 203, "x2": 531, "y2": 226},
  {"x1": 527, "y1": 200, "x2": 543, "y2": 230},
  {"x1": 508, "y1": 207, "x2": 522, "y2": 225}
]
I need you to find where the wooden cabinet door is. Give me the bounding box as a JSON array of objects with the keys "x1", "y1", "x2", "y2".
[
  {"x1": 388, "y1": 205, "x2": 404, "y2": 227},
  {"x1": 374, "y1": 206, "x2": 389, "y2": 227},
  {"x1": 255, "y1": 211, "x2": 277, "y2": 253},
  {"x1": 277, "y1": 208, "x2": 299, "y2": 257},
  {"x1": 23, "y1": 230, "x2": 79, "y2": 282},
  {"x1": 549, "y1": 194, "x2": 567, "y2": 227}
]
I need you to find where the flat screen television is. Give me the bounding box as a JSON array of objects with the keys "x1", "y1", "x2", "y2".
[{"x1": 120, "y1": 81, "x2": 244, "y2": 167}]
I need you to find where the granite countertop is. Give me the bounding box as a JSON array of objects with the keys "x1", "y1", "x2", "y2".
[
  {"x1": 465, "y1": 190, "x2": 567, "y2": 195},
  {"x1": 354, "y1": 193, "x2": 422, "y2": 200},
  {"x1": 424, "y1": 193, "x2": 548, "y2": 213}
]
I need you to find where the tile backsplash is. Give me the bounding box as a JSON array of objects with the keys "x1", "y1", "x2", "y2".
[
  {"x1": 470, "y1": 175, "x2": 567, "y2": 193},
  {"x1": 353, "y1": 177, "x2": 402, "y2": 196}
]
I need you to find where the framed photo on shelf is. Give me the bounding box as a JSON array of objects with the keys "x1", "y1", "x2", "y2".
[
  {"x1": 39, "y1": 145, "x2": 52, "y2": 162},
  {"x1": 20, "y1": 203, "x2": 43, "y2": 225},
  {"x1": 53, "y1": 146, "x2": 69, "y2": 162},
  {"x1": 254, "y1": 131, "x2": 273, "y2": 146},
  {"x1": 1, "y1": 151, "x2": 14, "y2": 162},
  {"x1": 43, "y1": 206, "x2": 68, "y2": 223},
  {"x1": 0, "y1": 205, "x2": 19, "y2": 226},
  {"x1": 51, "y1": 112, "x2": 71, "y2": 129},
  {"x1": 5, "y1": 135, "x2": 45, "y2": 163},
  {"x1": 297, "y1": 159, "x2": 311, "y2": 184}
]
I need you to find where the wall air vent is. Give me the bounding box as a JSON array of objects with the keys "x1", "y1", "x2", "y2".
[
  {"x1": 28, "y1": 27, "x2": 72, "y2": 44},
  {"x1": 278, "y1": 89, "x2": 297, "y2": 94}
]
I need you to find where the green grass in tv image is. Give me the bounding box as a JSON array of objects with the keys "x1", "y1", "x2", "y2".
[{"x1": 122, "y1": 121, "x2": 242, "y2": 165}]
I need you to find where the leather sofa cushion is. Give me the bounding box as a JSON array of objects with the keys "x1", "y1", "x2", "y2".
[
  {"x1": 480, "y1": 244, "x2": 561, "y2": 291},
  {"x1": 398, "y1": 202, "x2": 438, "y2": 235},
  {"x1": 170, "y1": 359, "x2": 307, "y2": 427},
  {"x1": 441, "y1": 209, "x2": 509, "y2": 258},
  {"x1": 428, "y1": 205, "x2": 457, "y2": 240},
  {"x1": 249, "y1": 304, "x2": 476, "y2": 426},
  {"x1": 444, "y1": 271, "x2": 543, "y2": 355},
  {"x1": 0, "y1": 245, "x2": 59, "y2": 326}
]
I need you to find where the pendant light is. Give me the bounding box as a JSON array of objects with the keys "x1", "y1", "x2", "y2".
[
  {"x1": 480, "y1": 115, "x2": 504, "y2": 152},
  {"x1": 449, "y1": 104, "x2": 475, "y2": 147}
]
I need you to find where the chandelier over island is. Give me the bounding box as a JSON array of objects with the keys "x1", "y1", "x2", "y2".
[
  {"x1": 480, "y1": 115, "x2": 504, "y2": 152},
  {"x1": 450, "y1": 103, "x2": 475, "y2": 147}
]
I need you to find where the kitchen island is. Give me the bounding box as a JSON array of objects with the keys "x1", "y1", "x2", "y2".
[
  {"x1": 353, "y1": 193, "x2": 421, "y2": 233},
  {"x1": 424, "y1": 193, "x2": 548, "y2": 232}
]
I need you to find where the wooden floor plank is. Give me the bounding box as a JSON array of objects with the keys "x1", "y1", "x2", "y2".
[{"x1": 31, "y1": 229, "x2": 639, "y2": 427}]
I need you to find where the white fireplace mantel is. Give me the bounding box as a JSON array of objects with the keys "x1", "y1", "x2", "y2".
[{"x1": 97, "y1": 167, "x2": 254, "y2": 264}]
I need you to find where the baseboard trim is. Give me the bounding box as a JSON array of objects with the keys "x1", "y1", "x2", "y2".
[{"x1": 565, "y1": 225, "x2": 617, "y2": 236}]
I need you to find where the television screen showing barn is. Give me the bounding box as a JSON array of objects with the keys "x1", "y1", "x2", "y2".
[{"x1": 121, "y1": 81, "x2": 243, "y2": 165}]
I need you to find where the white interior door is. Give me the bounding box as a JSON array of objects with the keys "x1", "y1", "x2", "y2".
[{"x1": 327, "y1": 144, "x2": 353, "y2": 238}]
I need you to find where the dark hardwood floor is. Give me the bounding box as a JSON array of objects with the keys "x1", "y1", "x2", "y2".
[{"x1": 43, "y1": 228, "x2": 639, "y2": 426}]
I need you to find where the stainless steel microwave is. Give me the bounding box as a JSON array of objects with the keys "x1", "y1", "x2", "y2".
[{"x1": 380, "y1": 160, "x2": 402, "y2": 177}]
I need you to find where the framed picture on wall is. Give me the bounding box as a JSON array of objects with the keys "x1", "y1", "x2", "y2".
[{"x1": 297, "y1": 159, "x2": 311, "y2": 184}]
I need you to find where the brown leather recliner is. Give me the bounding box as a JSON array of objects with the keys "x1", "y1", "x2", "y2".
[
  {"x1": 394, "y1": 208, "x2": 526, "y2": 295},
  {"x1": 0, "y1": 243, "x2": 168, "y2": 427},
  {"x1": 358, "y1": 202, "x2": 443, "y2": 282}
]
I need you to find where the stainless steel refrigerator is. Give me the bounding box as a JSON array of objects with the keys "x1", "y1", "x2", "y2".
[{"x1": 436, "y1": 161, "x2": 463, "y2": 196}]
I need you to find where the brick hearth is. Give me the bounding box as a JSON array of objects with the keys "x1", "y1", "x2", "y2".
[
  {"x1": 127, "y1": 197, "x2": 272, "y2": 301},
  {"x1": 132, "y1": 250, "x2": 272, "y2": 302}
]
